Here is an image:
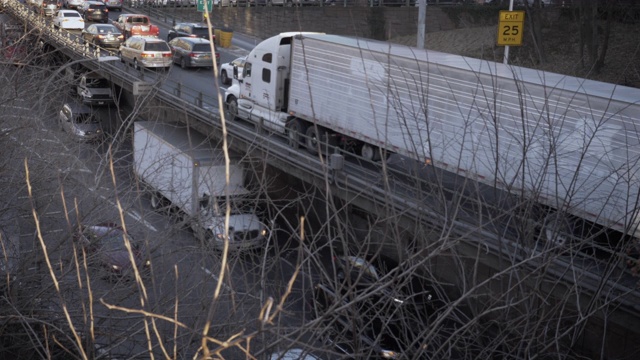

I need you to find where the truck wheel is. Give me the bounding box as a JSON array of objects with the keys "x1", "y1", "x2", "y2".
[
  {"x1": 226, "y1": 95, "x2": 238, "y2": 121},
  {"x1": 305, "y1": 126, "x2": 331, "y2": 155},
  {"x1": 360, "y1": 143, "x2": 381, "y2": 162},
  {"x1": 287, "y1": 119, "x2": 307, "y2": 149},
  {"x1": 542, "y1": 211, "x2": 574, "y2": 248}
]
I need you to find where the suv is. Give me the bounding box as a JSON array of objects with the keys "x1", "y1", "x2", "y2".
[
  {"x1": 78, "y1": 1, "x2": 109, "y2": 23},
  {"x1": 58, "y1": 102, "x2": 103, "y2": 141},
  {"x1": 167, "y1": 22, "x2": 212, "y2": 42},
  {"x1": 168, "y1": 37, "x2": 218, "y2": 69},
  {"x1": 118, "y1": 36, "x2": 172, "y2": 69}
]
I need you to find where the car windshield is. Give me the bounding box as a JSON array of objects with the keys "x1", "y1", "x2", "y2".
[
  {"x1": 130, "y1": 17, "x2": 148, "y2": 24},
  {"x1": 76, "y1": 113, "x2": 98, "y2": 124},
  {"x1": 145, "y1": 42, "x2": 170, "y2": 52},
  {"x1": 89, "y1": 4, "x2": 104, "y2": 9},
  {"x1": 86, "y1": 78, "x2": 109, "y2": 88},
  {"x1": 192, "y1": 28, "x2": 209, "y2": 36},
  {"x1": 96, "y1": 26, "x2": 117, "y2": 34},
  {"x1": 191, "y1": 44, "x2": 210, "y2": 53},
  {"x1": 65, "y1": 13, "x2": 81, "y2": 18}
]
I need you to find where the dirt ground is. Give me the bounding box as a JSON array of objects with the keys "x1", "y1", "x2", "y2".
[{"x1": 390, "y1": 21, "x2": 640, "y2": 88}]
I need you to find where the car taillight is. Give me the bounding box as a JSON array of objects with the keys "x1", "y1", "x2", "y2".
[
  {"x1": 117, "y1": 35, "x2": 124, "y2": 39},
  {"x1": 97, "y1": 35, "x2": 105, "y2": 39},
  {"x1": 141, "y1": 53, "x2": 152, "y2": 58},
  {"x1": 88, "y1": 9, "x2": 94, "y2": 12},
  {"x1": 162, "y1": 53, "x2": 171, "y2": 58},
  {"x1": 189, "y1": 34, "x2": 197, "y2": 38}
]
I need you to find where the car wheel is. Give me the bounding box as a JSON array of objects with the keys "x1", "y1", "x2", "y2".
[
  {"x1": 133, "y1": 59, "x2": 140, "y2": 70},
  {"x1": 266, "y1": 0, "x2": 272, "y2": 5},
  {"x1": 221, "y1": 70, "x2": 229, "y2": 85},
  {"x1": 180, "y1": 57, "x2": 187, "y2": 69},
  {"x1": 227, "y1": 95, "x2": 238, "y2": 121},
  {"x1": 285, "y1": 0, "x2": 292, "y2": 6}
]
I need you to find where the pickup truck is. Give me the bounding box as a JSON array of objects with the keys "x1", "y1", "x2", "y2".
[
  {"x1": 76, "y1": 73, "x2": 114, "y2": 106},
  {"x1": 113, "y1": 14, "x2": 159, "y2": 40}
]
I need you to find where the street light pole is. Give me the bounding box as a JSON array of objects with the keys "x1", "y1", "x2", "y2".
[{"x1": 39, "y1": 56, "x2": 119, "y2": 111}]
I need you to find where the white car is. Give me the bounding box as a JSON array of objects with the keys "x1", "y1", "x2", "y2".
[
  {"x1": 64, "y1": 0, "x2": 84, "y2": 9},
  {"x1": 219, "y1": 56, "x2": 246, "y2": 85},
  {"x1": 53, "y1": 10, "x2": 85, "y2": 30}
]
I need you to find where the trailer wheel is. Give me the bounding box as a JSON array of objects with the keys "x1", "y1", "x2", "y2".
[
  {"x1": 305, "y1": 126, "x2": 321, "y2": 155},
  {"x1": 287, "y1": 119, "x2": 307, "y2": 149},
  {"x1": 360, "y1": 143, "x2": 381, "y2": 162},
  {"x1": 542, "y1": 211, "x2": 574, "y2": 248}
]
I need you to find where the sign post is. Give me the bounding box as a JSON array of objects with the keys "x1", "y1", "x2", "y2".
[
  {"x1": 197, "y1": 0, "x2": 213, "y2": 12},
  {"x1": 497, "y1": 9, "x2": 525, "y2": 65}
]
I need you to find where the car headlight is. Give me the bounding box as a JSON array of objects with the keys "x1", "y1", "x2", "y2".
[
  {"x1": 216, "y1": 233, "x2": 229, "y2": 241},
  {"x1": 145, "y1": 260, "x2": 151, "y2": 267},
  {"x1": 260, "y1": 228, "x2": 267, "y2": 237},
  {"x1": 381, "y1": 350, "x2": 397, "y2": 359},
  {"x1": 111, "y1": 264, "x2": 121, "y2": 271}
]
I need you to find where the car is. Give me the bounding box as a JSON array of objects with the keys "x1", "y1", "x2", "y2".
[
  {"x1": 112, "y1": 13, "x2": 160, "y2": 40},
  {"x1": 118, "y1": 36, "x2": 173, "y2": 70},
  {"x1": 58, "y1": 102, "x2": 103, "y2": 141},
  {"x1": 37, "y1": 0, "x2": 62, "y2": 17},
  {"x1": 168, "y1": 37, "x2": 218, "y2": 69},
  {"x1": 77, "y1": 1, "x2": 109, "y2": 23},
  {"x1": 82, "y1": 24, "x2": 124, "y2": 49},
  {"x1": 166, "y1": 22, "x2": 213, "y2": 42},
  {"x1": 76, "y1": 72, "x2": 115, "y2": 106},
  {"x1": 102, "y1": 0, "x2": 123, "y2": 11},
  {"x1": 219, "y1": 56, "x2": 245, "y2": 85},
  {"x1": 52, "y1": 10, "x2": 85, "y2": 30},
  {"x1": 213, "y1": 0, "x2": 237, "y2": 6},
  {"x1": 63, "y1": 0, "x2": 84, "y2": 9},
  {"x1": 74, "y1": 223, "x2": 150, "y2": 278}
]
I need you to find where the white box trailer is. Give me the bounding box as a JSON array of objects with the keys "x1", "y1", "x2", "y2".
[
  {"x1": 226, "y1": 32, "x2": 640, "y2": 248},
  {"x1": 133, "y1": 121, "x2": 267, "y2": 251}
]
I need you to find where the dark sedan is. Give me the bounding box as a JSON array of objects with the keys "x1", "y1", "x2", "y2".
[
  {"x1": 78, "y1": 1, "x2": 109, "y2": 23},
  {"x1": 166, "y1": 22, "x2": 212, "y2": 42},
  {"x1": 82, "y1": 24, "x2": 124, "y2": 49},
  {"x1": 75, "y1": 223, "x2": 149, "y2": 279}
]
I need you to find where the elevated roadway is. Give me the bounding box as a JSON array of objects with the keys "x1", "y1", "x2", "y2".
[{"x1": 3, "y1": 1, "x2": 640, "y2": 356}]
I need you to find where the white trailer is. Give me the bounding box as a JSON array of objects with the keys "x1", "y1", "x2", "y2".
[
  {"x1": 225, "y1": 32, "x2": 640, "y2": 247},
  {"x1": 133, "y1": 121, "x2": 267, "y2": 251}
]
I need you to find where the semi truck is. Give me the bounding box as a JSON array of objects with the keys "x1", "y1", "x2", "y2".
[
  {"x1": 133, "y1": 121, "x2": 268, "y2": 251},
  {"x1": 224, "y1": 32, "x2": 640, "y2": 250}
]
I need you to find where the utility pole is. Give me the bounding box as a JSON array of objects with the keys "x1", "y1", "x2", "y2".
[{"x1": 417, "y1": 0, "x2": 426, "y2": 49}]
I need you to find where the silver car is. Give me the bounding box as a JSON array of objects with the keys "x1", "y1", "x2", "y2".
[
  {"x1": 118, "y1": 36, "x2": 173, "y2": 70},
  {"x1": 168, "y1": 37, "x2": 217, "y2": 69},
  {"x1": 59, "y1": 102, "x2": 103, "y2": 141}
]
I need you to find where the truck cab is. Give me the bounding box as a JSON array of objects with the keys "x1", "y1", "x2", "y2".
[
  {"x1": 231, "y1": 32, "x2": 321, "y2": 134},
  {"x1": 76, "y1": 73, "x2": 114, "y2": 106}
]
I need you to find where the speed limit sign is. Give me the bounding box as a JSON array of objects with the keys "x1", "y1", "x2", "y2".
[{"x1": 497, "y1": 10, "x2": 525, "y2": 46}]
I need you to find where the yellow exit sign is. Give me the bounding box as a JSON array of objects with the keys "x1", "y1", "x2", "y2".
[{"x1": 497, "y1": 10, "x2": 525, "y2": 46}]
